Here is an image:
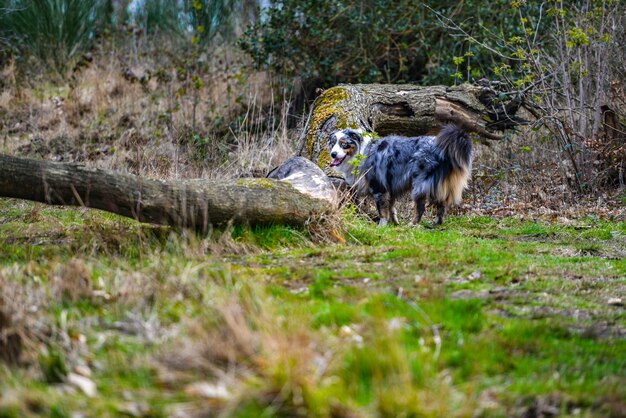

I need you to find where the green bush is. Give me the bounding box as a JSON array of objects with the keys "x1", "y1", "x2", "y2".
[
  {"x1": 239, "y1": 0, "x2": 543, "y2": 99},
  {"x1": 0, "y1": 0, "x2": 106, "y2": 73}
]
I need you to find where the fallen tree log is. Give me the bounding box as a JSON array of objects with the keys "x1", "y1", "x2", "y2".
[
  {"x1": 0, "y1": 154, "x2": 333, "y2": 230},
  {"x1": 302, "y1": 83, "x2": 527, "y2": 167}
]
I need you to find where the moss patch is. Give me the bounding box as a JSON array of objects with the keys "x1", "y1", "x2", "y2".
[
  {"x1": 235, "y1": 178, "x2": 279, "y2": 189},
  {"x1": 307, "y1": 87, "x2": 349, "y2": 167}
]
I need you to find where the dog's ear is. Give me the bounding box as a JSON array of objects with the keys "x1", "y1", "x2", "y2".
[{"x1": 344, "y1": 129, "x2": 363, "y2": 143}]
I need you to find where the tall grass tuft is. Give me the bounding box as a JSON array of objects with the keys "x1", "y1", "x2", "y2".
[{"x1": 0, "y1": 0, "x2": 105, "y2": 73}]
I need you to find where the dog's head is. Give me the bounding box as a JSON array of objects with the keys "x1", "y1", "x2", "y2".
[{"x1": 326, "y1": 129, "x2": 364, "y2": 169}]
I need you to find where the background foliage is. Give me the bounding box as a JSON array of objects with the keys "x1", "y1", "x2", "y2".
[
  {"x1": 238, "y1": 0, "x2": 548, "y2": 99},
  {"x1": 0, "y1": 0, "x2": 105, "y2": 73},
  {"x1": 0, "y1": 0, "x2": 624, "y2": 191}
]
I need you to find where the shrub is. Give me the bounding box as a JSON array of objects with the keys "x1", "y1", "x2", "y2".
[
  {"x1": 0, "y1": 0, "x2": 106, "y2": 73},
  {"x1": 238, "y1": 0, "x2": 538, "y2": 101},
  {"x1": 481, "y1": 0, "x2": 626, "y2": 190}
]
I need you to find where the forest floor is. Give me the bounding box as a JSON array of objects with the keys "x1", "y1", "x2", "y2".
[{"x1": 1, "y1": 198, "x2": 625, "y2": 417}]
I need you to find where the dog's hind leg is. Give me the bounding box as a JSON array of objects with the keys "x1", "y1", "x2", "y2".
[
  {"x1": 412, "y1": 195, "x2": 426, "y2": 225},
  {"x1": 389, "y1": 198, "x2": 399, "y2": 225},
  {"x1": 369, "y1": 177, "x2": 393, "y2": 226},
  {"x1": 435, "y1": 202, "x2": 446, "y2": 225},
  {"x1": 372, "y1": 192, "x2": 392, "y2": 226}
]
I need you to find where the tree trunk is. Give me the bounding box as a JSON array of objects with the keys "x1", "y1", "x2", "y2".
[
  {"x1": 0, "y1": 154, "x2": 332, "y2": 230},
  {"x1": 302, "y1": 83, "x2": 526, "y2": 167}
]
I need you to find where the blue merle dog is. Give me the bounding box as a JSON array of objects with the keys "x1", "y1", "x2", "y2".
[{"x1": 327, "y1": 125, "x2": 472, "y2": 225}]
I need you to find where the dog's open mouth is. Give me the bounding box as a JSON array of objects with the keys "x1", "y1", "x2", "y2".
[{"x1": 329, "y1": 156, "x2": 346, "y2": 167}]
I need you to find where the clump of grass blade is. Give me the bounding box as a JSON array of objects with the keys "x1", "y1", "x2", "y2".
[
  {"x1": 161, "y1": 274, "x2": 472, "y2": 417},
  {"x1": 0, "y1": 0, "x2": 105, "y2": 74}
]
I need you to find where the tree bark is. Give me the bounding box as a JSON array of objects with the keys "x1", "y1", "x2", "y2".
[
  {"x1": 0, "y1": 154, "x2": 332, "y2": 230},
  {"x1": 302, "y1": 83, "x2": 526, "y2": 167}
]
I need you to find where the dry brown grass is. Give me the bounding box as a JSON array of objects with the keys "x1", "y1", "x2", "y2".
[
  {"x1": 52, "y1": 258, "x2": 93, "y2": 303},
  {"x1": 153, "y1": 270, "x2": 473, "y2": 417},
  {"x1": 462, "y1": 127, "x2": 626, "y2": 219},
  {"x1": 160, "y1": 286, "x2": 338, "y2": 416},
  {"x1": 0, "y1": 268, "x2": 48, "y2": 366},
  {"x1": 0, "y1": 48, "x2": 296, "y2": 182},
  {"x1": 0, "y1": 309, "x2": 23, "y2": 365}
]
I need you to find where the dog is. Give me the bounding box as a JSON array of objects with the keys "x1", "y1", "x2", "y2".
[{"x1": 327, "y1": 124, "x2": 472, "y2": 225}]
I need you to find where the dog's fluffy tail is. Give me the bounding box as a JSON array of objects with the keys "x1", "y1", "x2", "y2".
[
  {"x1": 436, "y1": 124, "x2": 472, "y2": 172},
  {"x1": 434, "y1": 124, "x2": 472, "y2": 206}
]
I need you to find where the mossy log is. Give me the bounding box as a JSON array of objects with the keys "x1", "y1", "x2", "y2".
[
  {"x1": 303, "y1": 83, "x2": 526, "y2": 167},
  {"x1": 0, "y1": 154, "x2": 333, "y2": 230}
]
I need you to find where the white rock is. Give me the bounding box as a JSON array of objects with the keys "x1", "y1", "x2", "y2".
[
  {"x1": 73, "y1": 365, "x2": 92, "y2": 377},
  {"x1": 92, "y1": 290, "x2": 111, "y2": 300},
  {"x1": 387, "y1": 317, "x2": 405, "y2": 331},
  {"x1": 339, "y1": 325, "x2": 354, "y2": 336},
  {"x1": 184, "y1": 382, "x2": 229, "y2": 400},
  {"x1": 67, "y1": 372, "x2": 97, "y2": 397},
  {"x1": 339, "y1": 325, "x2": 363, "y2": 347}
]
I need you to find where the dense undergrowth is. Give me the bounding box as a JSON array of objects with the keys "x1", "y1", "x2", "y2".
[{"x1": 1, "y1": 199, "x2": 624, "y2": 417}]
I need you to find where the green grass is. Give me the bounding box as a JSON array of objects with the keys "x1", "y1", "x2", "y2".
[
  {"x1": 0, "y1": 0, "x2": 105, "y2": 73},
  {"x1": 0, "y1": 198, "x2": 625, "y2": 417}
]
